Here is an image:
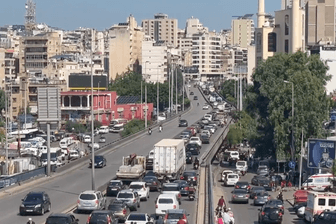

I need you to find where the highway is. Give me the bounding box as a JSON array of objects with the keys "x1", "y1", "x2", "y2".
[{"x1": 0, "y1": 86, "x2": 217, "y2": 224}]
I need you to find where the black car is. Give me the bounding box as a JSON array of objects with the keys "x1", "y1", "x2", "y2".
[
  {"x1": 193, "y1": 96, "x2": 198, "y2": 100},
  {"x1": 45, "y1": 213, "x2": 79, "y2": 224},
  {"x1": 144, "y1": 170, "x2": 157, "y2": 177},
  {"x1": 186, "y1": 143, "x2": 201, "y2": 155},
  {"x1": 181, "y1": 171, "x2": 198, "y2": 185},
  {"x1": 265, "y1": 199, "x2": 285, "y2": 214},
  {"x1": 190, "y1": 92, "x2": 194, "y2": 95},
  {"x1": 106, "y1": 180, "x2": 126, "y2": 196},
  {"x1": 258, "y1": 205, "x2": 283, "y2": 224},
  {"x1": 87, "y1": 210, "x2": 118, "y2": 224},
  {"x1": 146, "y1": 158, "x2": 154, "y2": 170},
  {"x1": 186, "y1": 152, "x2": 193, "y2": 164},
  {"x1": 89, "y1": 155, "x2": 107, "y2": 168},
  {"x1": 173, "y1": 180, "x2": 190, "y2": 196},
  {"x1": 313, "y1": 210, "x2": 336, "y2": 223},
  {"x1": 179, "y1": 119, "x2": 188, "y2": 127},
  {"x1": 20, "y1": 191, "x2": 51, "y2": 215},
  {"x1": 250, "y1": 186, "x2": 266, "y2": 199},
  {"x1": 107, "y1": 200, "x2": 131, "y2": 222},
  {"x1": 258, "y1": 178, "x2": 272, "y2": 191},
  {"x1": 234, "y1": 181, "x2": 251, "y2": 192},
  {"x1": 142, "y1": 176, "x2": 161, "y2": 191},
  {"x1": 251, "y1": 175, "x2": 268, "y2": 186},
  {"x1": 200, "y1": 134, "x2": 210, "y2": 144}
]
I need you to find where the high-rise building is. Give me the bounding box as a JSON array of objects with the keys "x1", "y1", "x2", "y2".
[
  {"x1": 231, "y1": 14, "x2": 255, "y2": 48},
  {"x1": 185, "y1": 17, "x2": 208, "y2": 38},
  {"x1": 108, "y1": 15, "x2": 144, "y2": 80},
  {"x1": 142, "y1": 13, "x2": 178, "y2": 47}
]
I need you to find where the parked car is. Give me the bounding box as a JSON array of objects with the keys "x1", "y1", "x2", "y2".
[
  {"x1": 258, "y1": 205, "x2": 283, "y2": 224},
  {"x1": 125, "y1": 213, "x2": 154, "y2": 224},
  {"x1": 253, "y1": 191, "x2": 270, "y2": 206},
  {"x1": 142, "y1": 176, "x2": 161, "y2": 191},
  {"x1": 186, "y1": 152, "x2": 193, "y2": 164},
  {"x1": 250, "y1": 186, "x2": 266, "y2": 199},
  {"x1": 107, "y1": 200, "x2": 131, "y2": 222},
  {"x1": 129, "y1": 182, "x2": 150, "y2": 201},
  {"x1": 86, "y1": 210, "x2": 118, "y2": 224},
  {"x1": 155, "y1": 194, "x2": 180, "y2": 218},
  {"x1": 234, "y1": 181, "x2": 251, "y2": 192},
  {"x1": 77, "y1": 190, "x2": 106, "y2": 213},
  {"x1": 231, "y1": 189, "x2": 249, "y2": 204},
  {"x1": 115, "y1": 189, "x2": 140, "y2": 211},
  {"x1": 20, "y1": 191, "x2": 51, "y2": 215},
  {"x1": 181, "y1": 171, "x2": 198, "y2": 186},
  {"x1": 89, "y1": 155, "x2": 107, "y2": 168},
  {"x1": 179, "y1": 119, "x2": 188, "y2": 127},
  {"x1": 45, "y1": 213, "x2": 78, "y2": 224},
  {"x1": 106, "y1": 180, "x2": 126, "y2": 196},
  {"x1": 186, "y1": 143, "x2": 200, "y2": 155},
  {"x1": 165, "y1": 209, "x2": 189, "y2": 224}
]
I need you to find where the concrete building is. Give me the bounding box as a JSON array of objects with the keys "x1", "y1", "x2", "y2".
[
  {"x1": 0, "y1": 48, "x2": 19, "y2": 88},
  {"x1": 142, "y1": 13, "x2": 178, "y2": 47},
  {"x1": 231, "y1": 14, "x2": 255, "y2": 48},
  {"x1": 185, "y1": 17, "x2": 208, "y2": 38},
  {"x1": 177, "y1": 29, "x2": 193, "y2": 67},
  {"x1": 109, "y1": 15, "x2": 144, "y2": 80},
  {"x1": 305, "y1": 0, "x2": 335, "y2": 46},
  {"x1": 255, "y1": 0, "x2": 305, "y2": 66}
]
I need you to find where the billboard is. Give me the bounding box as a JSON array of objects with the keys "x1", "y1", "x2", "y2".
[
  {"x1": 308, "y1": 139, "x2": 335, "y2": 168},
  {"x1": 69, "y1": 74, "x2": 108, "y2": 90}
]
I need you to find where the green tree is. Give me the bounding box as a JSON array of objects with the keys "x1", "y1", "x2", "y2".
[
  {"x1": 0, "y1": 90, "x2": 5, "y2": 117},
  {"x1": 120, "y1": 119, "x2": 147, "y2": 137},
  {"x1": 248, "y1": 51, "x2": 331, "y2": 159}
]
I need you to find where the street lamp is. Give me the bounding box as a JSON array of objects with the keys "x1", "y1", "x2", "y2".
[
  {"x1": 97, "y1": 81, "x2": 101, "y2": 122},
  {"x1": 284, "y1": 80, "x2": 295, "y2": 164},
  {"x1": 90, "y1": 52, "x2": 95, "y2": 190},
  {"x1": 144, "y1": 61, "x2": 150, "y2": 129},
  {"x1": 156, "y1": 65, "x2": 162, "y2": 123}
]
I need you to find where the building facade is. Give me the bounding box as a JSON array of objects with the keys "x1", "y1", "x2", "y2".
[{"x1": 231, "y1": 15, "x2": 255, "y2": 48}]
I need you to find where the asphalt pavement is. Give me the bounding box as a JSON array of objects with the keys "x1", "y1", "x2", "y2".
[{"x1": 0, "y1": 86, "x2": 213, "y2": 224}]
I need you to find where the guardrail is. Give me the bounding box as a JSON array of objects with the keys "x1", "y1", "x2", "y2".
[{"x1": 0, "y1": 167, "x2": 46, "y2": 189}]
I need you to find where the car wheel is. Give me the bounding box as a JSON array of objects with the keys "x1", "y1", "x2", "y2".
[
  {"x1": 40, "y1": 207, "x2": 45, "y2": 215},
  {"x1": 47, "y1": 204, "x2": 51, "y2": 212},
  {"x1": 137, "y1": 202, "x2": 140, "y2": 208},
  {"x1": 19, "y1": 211, "x2": 25, "y2": 216}
]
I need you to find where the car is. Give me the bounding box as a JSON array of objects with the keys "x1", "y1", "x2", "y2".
[
  {"x1": 89, "y1": 143, "x2": 100, "y2": 150},
  {"x1": 69, "y1": 150, "x2": 81, "y2": 160},
  {"x1": 186, "y1": 127, "x2": 197, "y2": 136},
  {"x1": 257, "y1": 166, "x2": 270, "y2": 176},
  {"x1": 200, "y1": 134, "x2": 210, "y2": 144},
  {"x1": 180, "y1": 131, "x2": 191, "y2": 142},
  {"x1": 107, "y1": 200, "x2": 131, "y2": 222},
  {"x1": 115, "y1": 189, "x2": 140, "y2": 211},
  {"x1": 77, "y1": 190, "x2": 106, "y2": 213},
  {"x1": 155, "y1": 194, "x2": 180, "y2": 218},
  {"x1": 125, "y1": 213, "x2": 154, "y2": 224},
  {"x1": 231, "y1": 189, "x2": 249, "y2": 204},
  {"x1": 129, "y1": 182, "x2": 149, "y2": 201},
  {"x1": 293, "y1": 190, "x2": 308, "y2": 204},
  {"x1": 236, "y1": 160, "x2": 248, "y2": 173},
  {"x1": 146, "y1": 157, "x2": 154, "y2": 170},
  {"x1": 180, "y1": 171, "x2": 198, "y2": 186},
  {"x1": 148, "y1": 149, "x2": 155, "y2": 159},
  {"x1": 179, "y1": 119, "x2": 188, "y2": 127},
  {"x1": 99, "y1": 136, "x2": 106, "y2": 143},
  {"x1": 258, "y1": 178, "x2": 272, "y2": 191},
  {"x1": 201, "y1": 130, "x2": 211, "y2": 138},
  {"x1": 221, "y1": 170, "x2": 234, "y2": 182},
  {"x1": 20, "y1": 191, "x2": 51, "y2": 215},
  {"x1": 87, "y1": 210, "x2": 118, "y2": 224},
  {"x1": 193, "y1": 96, "x2": 198, "y2": 100},
  {"x1": 186, "y1": 143, "x2": 201, "y2": 155},
  {"x1": 45, "y1": 213, "x2": 79, "y2": 224},
  {"x1": 165, "y1": 209, "x2": 190, "y2": 224},
  {"x1": 224, "y1": 173, "x2": 240, "y2": 186},
  {"x1": 204, "y1": 125, "x2": 215, "y2": 134},
  {"x1": 142, "y1": 176, "x2": 161, "y2": 191},
  {"x1": 254, "y1": 191, "x2": 270, "y2": 206},
  {"x1": 161, "y1": 183, "x2": 182, "y2": 205},
  {"x1": 234, "y1": 181, "x2": 251, "y2": 192},
  {"x1": 265, "y1": 199, "x2": 285, "y2": 214},
  {"x1": 106, "y1": 180, "x2": 126, "y2": 196},
  {"x1": 144, "y1": 170, "x2": 157, "y2": 177},
  {"x1": 89, "y1": 155, "x2": 107, "y2": 168},
  {"x1": 186, "y1": 152, "x2": 193, "y2": 164},
  {"x1": 250, "y1": 186, "x2": 266, "y2": 199},
  {"x1": 203, "y1": 104, "x2": 209, "y2": 110},
  {"x1": 191, "y1": 124, "x2": 201, "y2": 133},
  {"x1": 190, "y1": 91, "x2": 194, "y2": 95},
  {"x1": 99, "y1": 126, "x2": 109, "y2": 134},
  {"x1": 173, "y1": 180, "x2": 191, "y2": 196},
  {"x1": 293, "y1": 202, "x2": 306, "y2": 218},
  {"x1": 311, "y1": 210, "x2": 336, "y2": 223},
  {"x1": 258, "y1": 205, "x2": 283, "y2": 224},
  {"x1": 252, "y1": 175, "x2": 268, "y2": 186}
]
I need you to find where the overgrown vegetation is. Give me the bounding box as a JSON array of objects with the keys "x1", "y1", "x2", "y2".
[{"x1": 120, "y1": 119, "x2": 150, "y2": 138}]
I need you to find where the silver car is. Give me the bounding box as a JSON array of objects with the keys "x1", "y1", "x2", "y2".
[
  {"x1": 165, "y1": 209, "x2": 189, "y2": 224},
  {"x1": 253, "y1": 191, "x2": 270, "y2": 206},
  {"x1": 77, "y1": 190, "x2": 106, "y2": 213},
  {"x1": 115, "y1": 189, "x2": 140, "y2": 211}
]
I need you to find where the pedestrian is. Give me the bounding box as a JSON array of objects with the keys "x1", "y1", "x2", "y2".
[
  {"x1": 222, "y1": 208, "x2": 231, "y2": 224},
  {"x1": 217, "y1": 213, "x2": 224, "y2": 224},
  {"x1": 218, "y1": 196, "x2": 226, "y2": 210},
  {"x1": 27, "y1": 218, "x2": 35, "y2": 224},
  {"x1": 177, "y1": 216, "x2": 186, "y2": 224}
]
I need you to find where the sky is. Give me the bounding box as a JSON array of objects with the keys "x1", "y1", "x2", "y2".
[{"x1": 1, "y1": 0, "x2": 281, "y2": 31}]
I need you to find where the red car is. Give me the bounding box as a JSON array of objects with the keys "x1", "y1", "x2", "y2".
[
  {"x1": 293, "y1": 190, "x2": 308, "y2": 204},
  {"x1": 186, "y1": 127, "x2": 197, "y2": 136}
]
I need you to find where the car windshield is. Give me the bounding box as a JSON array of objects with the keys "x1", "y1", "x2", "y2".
[
  {"x1": 184, "y1": 172, "x2": 196, "y2": 176},
  {"x1": 233, "y1": 189, "x2": 247, "y2": 194},
  {"x1": 117, "y1": 193, "x2": 133, "y2": 199},
  {"x1": 79, "y1": 194, "x2": 96, "y2": 200},
  {"x1": 158, "y1": 198, "x2": 174, "y2": 204},
  {"x1": 268, "y1": 200, "x2": 283, "y2": 206},
  {"x1": 167, "y1": 213, "x2": 184, "y2": 219},
  {"x1": 130, "y1": 184, "x2": 143, "y2": 190},
  {"x1": 109, "y1": 182, "x2": 121, "y2": 187},
  {"x1": 143, "y1": 177, "x2": 156, "y2": 182},
  {"x1": 237, "y1": 161, "x2": 245, "y2": 166},
  {"x1": 108, "y1": 204, "x2": 123, "y2": 210},
  {"x1": 46, "y1": 217, "x2": 70, "y2": 224},
  {"x1": 162, "y1": 186, "x2": 179, "y2": 191},
  {"x1": 237, "y1": 182, "x2": 248, "y2": 186},
  {"x1": 127, "y1": 214, "x2": 146, "y2": 221},
  {"x1": 90, "y1": 213, "x2": 108, "y2": 222},
  {"x1": 257, "y1": 192, "x2": 268, "y2": 196},
  {"x1": 24, "y1": 194, "x2": 42, "y2": 202},
  {"x1": 228, "y1": 174, "x2": 238, "y2": 179}
]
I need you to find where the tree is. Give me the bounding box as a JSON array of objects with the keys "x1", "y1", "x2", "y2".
[
  {"x1": 0, "y1": 90, "x2": 5, "y2": 117},
  {"x1": 248, "y1": 51, "x2": 331, "y2": 159}
]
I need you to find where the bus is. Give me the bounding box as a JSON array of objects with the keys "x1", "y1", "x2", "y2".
[{"x1": 41, "y1": 147, "x2": 63, "y2": 166}]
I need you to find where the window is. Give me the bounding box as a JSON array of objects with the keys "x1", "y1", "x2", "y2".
[
  {"x1": 256, "y1": 33, "x2": 262, "y2": 52},
  {"x1": 285, "y1": 15, "x2": 289, "y2": 35},
  {"x1": 318, "y1": 198, "x2": 326, "y2": 206},
  {"x1": 268, "y1": 33, "x2": 277, "y2": 52},
  {"x1": 285, "y1": 40, "x2": 289, "y2": 53},
  {"x1": 329, "y1": 199, "x2": 336, "y2": 206}
]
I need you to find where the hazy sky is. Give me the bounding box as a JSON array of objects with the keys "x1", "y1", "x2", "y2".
[{"x1": 1, "y1": 0, "x2": 280, "y2": 31}]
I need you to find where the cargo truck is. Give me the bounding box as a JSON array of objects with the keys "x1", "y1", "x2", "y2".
[
  {"x1": 153, "y1": 139, "x2": 186, "y2": 181},
  {"x1": 116, "y1": 154, "x2": 146, "y2": 179}
]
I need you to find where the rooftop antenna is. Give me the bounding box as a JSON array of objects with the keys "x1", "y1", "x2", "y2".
[{"x1": 25, "y1": 0, "x2": 36, "y2": 32}]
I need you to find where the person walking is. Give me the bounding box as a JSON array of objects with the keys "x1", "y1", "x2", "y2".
[
  {"x1": 27, "y1": 218, "x2": 35, "y2": 224},
  {"x1": 218, "y1": 196, "x2": 226, "y2": 210}
]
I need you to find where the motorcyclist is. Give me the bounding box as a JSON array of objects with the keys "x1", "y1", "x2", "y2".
[
  {"x1": 159, "y1": 124, "x2": 163, "y2": 132},
  {"x1": 217, "y1": 196, "x2": 226, "y2": 211},
  {"x1": 148, "y1": 128, "x2": 152, "y2": 135},
  {"x1": 27, "y1": 218, "x2": 35, "y2": 224},
  {"x1": 194, "y1": 157, "x2": 200, "y2": 169}
]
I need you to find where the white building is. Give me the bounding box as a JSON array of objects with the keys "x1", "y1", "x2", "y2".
[
  {"x1": 318, "y1": 46, "x2": 336, "y2": 95},
  {"x1": 185, "y1": 17, "x2": 208, "y2": 38}
]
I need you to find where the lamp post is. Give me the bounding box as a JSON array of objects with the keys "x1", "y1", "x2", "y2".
[
  {"x1": 91, "y1": 52, "x2": 95, "y2": 190},
  {"x1": 157, "y1": 65, "x2": 162, "y2": 123},
  {"x1": 97, "y1": 81, "x2": 100, "y2": 122},
  {"x1": 144, "y1": 61, "x2": 150, "y2": 129},
  {"x1": 284, "y1": 80, "x2": 295, "y2": 163},
  {"x1": 4, "y1": 85, "x2": 8, "y2": 175}
]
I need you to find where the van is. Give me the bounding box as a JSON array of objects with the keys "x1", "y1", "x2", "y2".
[
  {"x1": 155, "y1": 193, "x2": 179, "y2": 217},
  {"x1": 83, "y1": 135, "x2": 91, "y2": 143},
  {"x1": 110, "y1": 119, "x2": 128, "y2": 127},
  {"x1": 41, "y1": 147, "x2": 63, "y2": 166},
  {"x1": 304, "y1": 191, "x2": 336, "y2": 222},
  {"x1": 110, "y1": 123, "x2": 124, "y2": 133},
  {"x1": 59, "y1": 137, "x2": 72, "y2": 149},
  {"x1": 302, "y1": 173, "x2": 334, "y2": 191},
  {"x1": 99, "y1": 126, "x2": 109, "y2": 134},
  {"x1": 203, "y1": 114, "x2": 212, "y2": 121}
]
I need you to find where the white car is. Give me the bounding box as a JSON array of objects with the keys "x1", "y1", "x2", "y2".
[
  {"x1": 221, "y1": 170, "x2": 233, "y2": 182},
  {"x1": 203, "y1": 105, "x2": 209, "y2": 110},
  {"x1": 129, "y1": 182, "x2": 149, "y2": 201},
  {"x1": 125, "y1": 213, "x2": 153, "y2": 224},
  {"x1": 236, "y1": 160, "x2": 248, "y2": 172},
  {"x1": 155, "y1": 194, "x2": 180, "y2": 217},
  {"x1": 69, "y1": 150, "x2": 81, "y2": 160},
  {"x1": 83, "y1": 135, "x2": 91, "y2": 143},
  {"x1": 201, "y1": 130, "x2": 211, "y2": 138},
  {"x1": 89, "y1": 143, "x2": 100, "y2": 150},
  {"x1": 148, "y1": 149, "x2": 154, "y2": 159},
  {"x1": 189, "y1": 137, "x2": 202, "y2": 147},
  {"x1": 224, "y1": 173, "x2": 240, "y2": 186}
]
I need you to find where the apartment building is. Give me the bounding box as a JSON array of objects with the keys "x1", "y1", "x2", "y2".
[
  {"x1": 185, "y1": 17, "x2": 208, "y2": 38},
  {"x1": 142, "y1": 13, "x2": 178, "y2": 47},
  {"x1": 109, "y1": 15, "x2": 144, "y2": 80},
  {"x1": 24, "y1": 32, "x2": 62, "y2": 73},
  {"x1": 177, "y1": 29, "x2": 193, "y2": 67},
  {"x1": 231, "y1": 14, "x2": 255, "y2": 48},
  {"x1": 0, "y1": 48, "x2": 19, "y2": 88}
]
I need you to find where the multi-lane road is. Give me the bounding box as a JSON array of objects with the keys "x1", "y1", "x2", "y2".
[{"x1": 0, "y1": 86, "x2": 220, "y2": 224}]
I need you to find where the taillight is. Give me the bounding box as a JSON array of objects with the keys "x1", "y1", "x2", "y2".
[
  {"x1": 87, "y1": 215, "x2": 91, "y2": 223},
  {"x1": 279, "y1": 212, "x2": 283, "y2": 217},
  {"x1": 178, "y1": 194, "x2": 181, "y2": 198},
  {"x1": 153, "y1": 182, "x2": 157, "y2": 185},
  {"x1": 246, "y1": 195, "x2": 249, "y2": 198},
  {"x1": 156, "y1": 204, "x2": 158, "y2": 208},
  {"x1": 232, "y1": 195, "x2": 236, "y2": 198},
  {"x1": 247, "y1": 186, "x2": 251, "y2": 189},
  {"x1": 235, "y1": 186, "x2": 239, "y2": 188},
  {"x1": 185, "y1": 187, "x2": 189, "y2": 191},
  {"x1": 261, "y1": 212, "x2": 265, "y2": 216},
  {"x1": 193, "y1": 176, "x2": 197, "y2": 181},
  {"x1": 107, "y1": 216, "x2": 111, "y2": 223},
  {"x1": 95, "y1": 200, "x2": 99, "y2": 204},
  {"x1": 123, "y1": 209, "x2": 127, "y2": 215},
  {"x1": 281, "y1": 206, "x2": 284, "y2": 210},
  {"x1": 180, "y1": 176, "x2": 184, "y2": 180},
  {"x1": 77, "y1": 200, "x2": 80, "y2": 204},
  {"x1": 173, "y1": 205, "x2": 176, "y2": 209},
  {"x1": 133, "y1": 199, "x2": 136, "y2": 203},
  {"x1": 254, "y1": 196, "x2": 257, "y2": 199},
  {"x1": 164, "y1": 214, "x2": 168, "y2": 220}
]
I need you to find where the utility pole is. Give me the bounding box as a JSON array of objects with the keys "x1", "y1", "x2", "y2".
[
  {"x1": 168, "y1": 64, "x2": 170, "y2": 117},
  {"x1": 175, "y1": 65, "x2": 178, "y2": 115},
  {"x1": 97, "y1": 81, "x2": 100, "y2": 122},
  {"x1": 240, "y1": 66, "x2": 243, "y2": 111},
  {"x1": 91, "y1": 53, "x2": 95, "y2": 190},
  {"x1": 5, "y1": 84, "x2": 8, "y2": 175},
  {"x1": 171, "y1": 64, "x2": 174, "y2": 115},
  {"x1": 299, "y1": 129, "x2": 303, "y2": 189},
  {"x1": 24, "y1": 80, "x2": 27, "y2": 129},
  {"x1": 182, "y1": 73, "x2": 185, "y2": 111}
]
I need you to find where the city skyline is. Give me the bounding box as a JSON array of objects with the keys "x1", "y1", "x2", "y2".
[{"x1": 1, "y1": 0, "x2": 280, "y2": 31}]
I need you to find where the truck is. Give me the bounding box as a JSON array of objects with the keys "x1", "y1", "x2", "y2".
[
  {"x1": 116, "y1": 154, "x2": 146, "y2": 179},
  {"x1": 153, "y1": 139, "x2": 186, "y2": 181},
  {"x1": 40, "y1": 147, "x2": 64, "y2": 167}
]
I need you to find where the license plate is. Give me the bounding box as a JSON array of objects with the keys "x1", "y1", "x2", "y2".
[
  {"x1": 26, "y1": 210, "x2": 33, "y2": 212},
  {"x1": 238, "y1": 195, "x2": 244, "y2": 198},
  {"x1": 112, "y1": 188, "x2": 117, "y2": 190}
]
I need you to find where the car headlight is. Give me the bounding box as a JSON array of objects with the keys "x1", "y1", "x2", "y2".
[
  {"x1": 20, "y1": 204, "x2": 25, "y2": 207},
  {"x1": 35, "y1": 204, "x2": 41, "y2": 208}
]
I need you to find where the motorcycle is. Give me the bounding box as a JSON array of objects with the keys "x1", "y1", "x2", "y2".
[
  {"x1": 194, "y1": 163, "x2": 199, "y2": 170},
  {"x1": 148, "y1": 130, "x2": 152, "y2": 135},
  {"x1": 159, "y1": 126, "x2": 163, "y2": 132},
  {"x1": 227, "y1": 209, "x2": 235, "y2": 224},
  {"x1": 277, "y1": 191, "x2": 283, "y2": 202},
  {"x1": 188, "y1": 186, "x2": 196, "y2": 201}
]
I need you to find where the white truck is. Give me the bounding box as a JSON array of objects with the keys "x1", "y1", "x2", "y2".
[
  {"x1": 116, "y1": 154, "x2": 146, "y2": 179},
  {"x1": 153, "y1": 139, "x2": 186, "y2": 181}
]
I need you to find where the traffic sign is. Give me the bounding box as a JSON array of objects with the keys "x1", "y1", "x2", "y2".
[{"x1": 288, "y1": 161, "x2": 296, "y2": 169}]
